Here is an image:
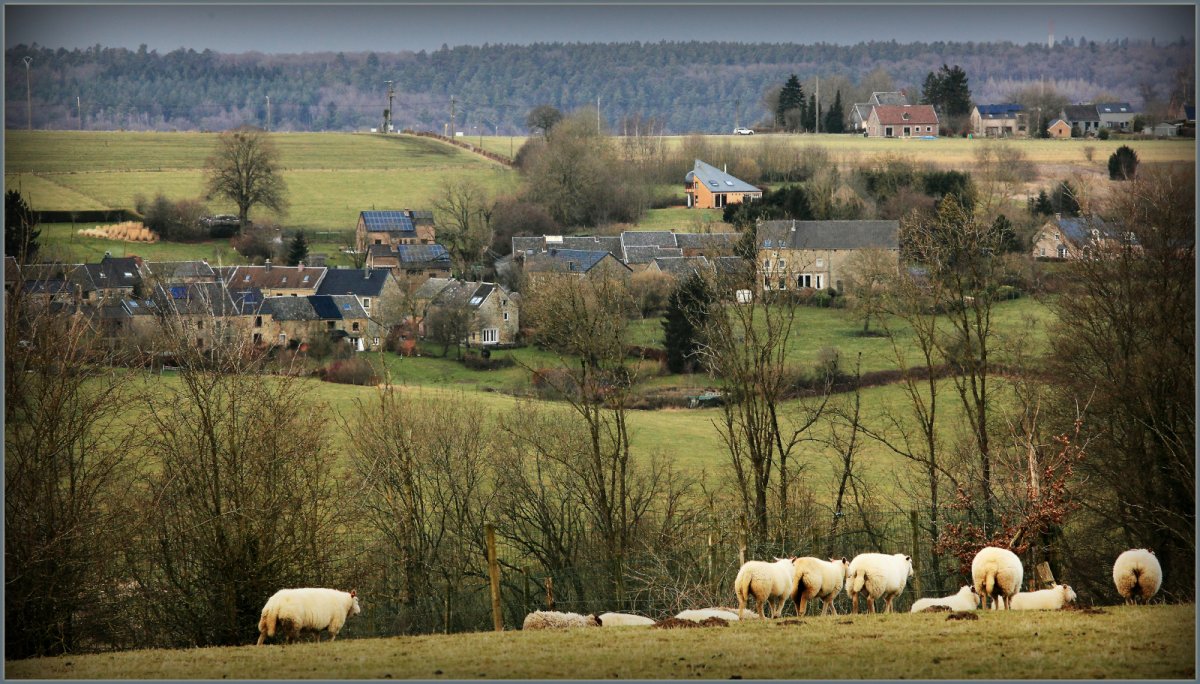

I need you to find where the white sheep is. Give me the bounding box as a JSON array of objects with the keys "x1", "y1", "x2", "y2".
[
  {"x1": 844, "y1": 553, "x2": 913, "y2": 614},
  {"x1": 256, "y1": 588, "x2": 361, "y2": 645},
  {"x1": 910, "y1": 585, "x2": 980, "y2": 613},
  {"x1": 598, "y1": 612, "x2": 656, "y2": 627},
  {"x1": 1113, "y1": 548, "x2": 1163, "y2": 605},
  {"x1": 971, "y1": 547, "x2": 1024, "y2": 610},
  {"x1": 521, "y1": 610, "x2": 602, "y2": 630},
  {"x1": 734, "y1": 558, "x2": 798, "y2": 620},
  {"x1": 1009, "y1": 584, "x2": 1077, "y2": 610},
  {"x1": 791, "y1": 557, "x2": 850, "y2": 616},
  {"x1": 675, "y1": 608, "x2": 741, "y2": 622}
]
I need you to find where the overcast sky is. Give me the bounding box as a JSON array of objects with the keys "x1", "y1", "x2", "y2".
[{"x1": 6, "y1": 3, "x2": 1195, "y2": 54}]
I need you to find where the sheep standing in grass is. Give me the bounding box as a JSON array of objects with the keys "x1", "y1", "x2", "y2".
[
  {"x1": 598, "y1": 612, "x2": 656, "y2": 627},
  {"x1": 845, "y1": 553, "x2": 913, "y2": 614},
  {"x1": 735, "y1": 558, "x2": 799, "y2": 620},
  {"x1": 792, "y1": 557, "x2": 850, "y2": 616},
  {"x1": 910, "y1": 585, "x2": 980, "y2": 613},
  {"x1": 522, "y1": 610, "x2": 602, "y2": 630},
  {"x1": 256, "y1": 588, "x2": 361, "y2": 645},
  {"x1": 971, "y1": 547, "x2": 1023, "y2": 610},
  {"x1": 1009, "y1": 584, "x2": 1077, "y2": 610},
  {"x1": 1113, "y1": 549, "x2": 1163, "y2": 605}
]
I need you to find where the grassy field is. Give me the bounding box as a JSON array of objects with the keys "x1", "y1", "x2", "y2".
[
  {"x1": 7, "y1": 604, "x2": 1192, "y2": 679},
  {"x1": 4, "y1": 131, "x2": 519, "y2": 235}
]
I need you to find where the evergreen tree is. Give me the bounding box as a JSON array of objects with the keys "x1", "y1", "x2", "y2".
[
  {"x1": 1051, "y1": 181, "x2": 1082, "y2": 216},
  {"x1": 1108, "y1": 145, "x2": 1139, "y2": 180},
  {"x1": 1030, "y1": 189, "x2": 1054, "y2": 216},
  {"x1": 776, "y1": 74, "x2": 804, "y2": 129},
  {"x1": 661, "y1": 270, "x2": 716, "y2": 374},
  {"x1": 920, "y1": 64, "x2": 972, "y2": 117},
  {"x1": 5, "y1": 190, "x2": 40, "y2": 264},
  {"x1": 993, "y1": 214, "x2": 1022, "y2": 253},
  {"x1": 805, "y1": 93, "x2": 818, "y2": 131},
  {"x1": 286, "y1": 230, "x2": 309, "y2": 266},
  {"x1": 823, "y1": 90, "x2": 846, "y2": 133}
]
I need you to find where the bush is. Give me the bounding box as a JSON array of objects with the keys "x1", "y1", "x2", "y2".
[
  {"x1": 1097, "y1": 128, "x2": 1110, "y2": 140},
  {"x1": 461, "y1": 352, "x2": 515, "y2": 371},
  {"x1": 231, "y1": 220, "x2": 281, "y2": 263},
  {"x1": 1108, "y1": 145, "x2": 1139, "y2": 180},
  {"x1": 319, "y1": 357, "x2": 379, "y2": 386},
  {"x1": 489, "y1": 197, "x2": 559, "y2": 256},
  {"x1": 141, "y1": 193, "x2": 208, "y2": 242}
]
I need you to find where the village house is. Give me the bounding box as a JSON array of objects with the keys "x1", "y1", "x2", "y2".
[
  {"x1": 850, "y1": 91, "x2": 908, "y2": 132},
  {"x1": 221, "y1": 260, "x2": 327, "y2": 298},
  {"x1": 1060, "y1": 104, "x2": 1101, "y2": 136},
  {"x1": 315, "y1": 266, "x2": 402, "y2": 342},
  {"x1": 523, "y1": 248, "x2": 633, "y2": 284},
  {"x1": 620, "y1": 231, "x2": 684, "y2": 269},
  {"x1": 413, "y1": 277, "x2": 521, "y2": 346},
  {"x1": 366, "y1": 243, "x2": 452, "y2": 282},
  {"x1": 256, "y1": 294, "x2": 372, "y2": 351},
  {"x1": 684, "y1": 160, "x2": 762, "y2": 209},
  {"x1": 511, "y1": 235, "x2": 624, "y2": 260},
  {"x1": 865, "y1": 105, "x2": 939, "y2": 138},
  {"x1": 645, "y1": 256, "x2": 712, "y2": 280},
  {"x1": 756, "y1": 219, "x2": 900, "y2": 292},
  {"x1": 143, "y1": 260, "x2": 218, "y2": 284},
  {"x1": 354, "y1": 209, "x2": 437, "y2": 253},
  {"x1": 146, "y1": 282, "x2": 248, "y2": 351},
  {"x1": 1047, "y1": 119, "x2": 1073, "y2": 139},
  {"x1": 971, "y1": 104, "x2": 1026, "y2": 137},
  {"x1": 1030, "y1": 215, "x2": 1122, "y2": 260},
  {"x1": 1097, "y1": 102, "x2": 1137, "y2": 131}
]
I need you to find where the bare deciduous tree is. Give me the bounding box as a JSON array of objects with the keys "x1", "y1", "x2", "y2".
[
  {"x1": 434, "y1": 179, "x2": 492, "y2": 279},
  {"x1": 203, "y1": 125, "x2": 288, "y2": 231}
]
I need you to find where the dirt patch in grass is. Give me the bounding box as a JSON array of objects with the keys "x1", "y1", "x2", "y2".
[
  {"x1": 946, "y1": 612, "x2": 979, "y2": 621},
  {"x1": 1068, "y1": 606, "x2": 1107, "y2": 615},
  {"x1": 917, "y1": 605, "x2": 951, "y2": 613},
  {"x1": 699, "y1": 617, "x2": 729, "y2": 627},
  {"x1": 653, "y1": 617, "x2": 704, "y2": 629}
]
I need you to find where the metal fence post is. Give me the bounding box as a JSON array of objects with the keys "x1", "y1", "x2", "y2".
[{"x1": 909, "y1": 510, "x2": 923, "y2": 598}]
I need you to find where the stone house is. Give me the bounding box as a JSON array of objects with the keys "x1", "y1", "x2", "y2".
[
  {"x1": 256, "y1": 294, "x2": 372, "y2": 351},
  {"x1": 523, "y1": 249, "x2": 633, "y2": 284},
  {"x1": 850, "y1": 92, "x2": 909, "y2": 131},
  {"x1": 971, "y1": 104, "x2": 1026, "y2": 137},
  {"x1": 756, "y1": 220, "x2": 900, "y2": 292},
  {"x1": 865, "y1": 105, "x2": 939, "y2": 138},
  {"x1": 355, "y1": 209, "x2": 436, "y2": 252},
  {"x1": 413, "y1": 278, "x2": 520, "y2": 346},
  {"x1": 366, "y1": 243, "x2": 452, "y2": 283},
  {"x1": 1030, "y1": 215, "x2": 1117, "y2": 260},
  {"x1": 221, "y1": 261, "x2": 327, "y2": 298},
  {"x1": 315, "y1": 266, "x2": 402, "y2": 340}
]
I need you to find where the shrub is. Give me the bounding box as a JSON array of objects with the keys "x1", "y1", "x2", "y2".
[
  {"x1": 141, "y1": 193, "x2": 208, "y2": 242},
  {"x1": 1097, "y1": 128, "x2": 1110, "y2": 140},
  {"x1": 319, "y1": 356, "x2": 379, "y2": 386},
  {"x1": 231, "y1": 220, "x2": 281, "y2": 262},
  {"x1": 461, "y1": 352, "x2": 515, "y2": 371},
  {"x1": 1108, "y1": 145, "x2": 1139, "y2": 180}
]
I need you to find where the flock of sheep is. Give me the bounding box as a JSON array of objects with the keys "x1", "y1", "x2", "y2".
[{"x1": 249, "y1": 548, "x2": 1162, "y2": 643}]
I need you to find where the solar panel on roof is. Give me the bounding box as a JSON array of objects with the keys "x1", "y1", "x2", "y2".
[{"x1": 170, "y1": 286, "x2": 188, "y2": 299}]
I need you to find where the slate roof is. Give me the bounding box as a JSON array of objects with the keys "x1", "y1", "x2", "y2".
[
  {"x1": 307, "y1": 294, "x2": 367, "y2": 320},
  {"x1": 145, "y1": 260, "x2": 215, "y2": 280},
  {"x1": 623, "y1": 245, "x2": 683, "y2": 264},
  {"x1": 652, "y1": 256, "x2": 711, "y2": 277},
  {"x1": 261, "y1": 296, "x2": 319, "y2": 321},
  {"x1": 416, "y1": 278, "x2": 508, "y2": 309},
  {"x1": 685, "y1": 159, "x2": 761, "y2": 194},
  {"x1": 674, "y1": 232, "x2": 737, "y2": 251},
  {"x1": 152, "y1": 282, "x2": 243, "y2": 316},
  {"x1": 226, "y1": 264, "x2": 326, "y2": 291},
  {"x1": 871, "y1": 91, "x2": 908, "y2": 106},
  {"x1": 871, "y1": 105, "x2": 939, "y2": 126},
  {"x1": 975, "y1": 103, "x2": 1023, "y2": 119},
  {"x1": 758, "y1": 220, "x2": 900, "y2": 251},
  {"x1": 1052, "y1": 216, "x2": 1110, "y2": 245},
  {"x1": 394, "y1": 244, "x2": 451, "y2": 265},
  {"x1": 1062, "y1": 104, "x2": 1099, "y2": 122},
  {"x1": 852, "y1": 103, "x2": 874, "y2": 123},
  {"x1": 713, "y1": 255, "x2": 753, "y2": 276},
  {"x1": 84, "y1": 255, "x2": 144, "y2": 290},
  {"x1": 511, "y1": 236, "x2": 545, "y2": 254},
  {"x1": 1096, "y1": 102, "x2": 1134, "y2": 115},
  {"x1": 621, "y1": 231, "x2": 678, "y2": 248},
  {"x1": 316, "y1": 267, "x2": 393, "y2": 297},
  {"x1": 524, "y1": 249, "x2": 617, "y2": 274}
]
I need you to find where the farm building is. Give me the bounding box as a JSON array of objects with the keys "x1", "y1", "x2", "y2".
[
  {"x1": 971, "y1": 104, "x2": 1026, "y2": 137},
  {"x1": 1047, "y1": 119, "x2": 1072, "y2": 138},
  {"x1": 1145, "y1": 122, "x2": 1181, "y2": 137},
  {"x1": 864, "y1": 105, "x2": 939, "y2": 138},
  {"x1": 756, "y1": 219, "x2": 900, "y2": 293},
  {"x1": 850, "y1": 91, "x2": 909, "y2": 131},
  {"x1": 1030, "y1": 215, "x2": 1129, "y2": 260},
  {"x1": 685, "y1": 159, "x2": 762, "y2": 209},
  {"x1": 355, "y1": 209, "x2": 436, "y2": 252}
]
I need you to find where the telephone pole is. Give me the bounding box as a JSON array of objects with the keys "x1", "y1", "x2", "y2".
[
  {"x1": 23, "y1": 56, "x2": 32, "y2": 130},
  {"x1": 735, "y1": 97, "x2": 741, "y2": 130},
  {"x1": 815, "y1": 76, "x2": 820, "y2": 135},
  {"x1": 385, "y1": 80, "x2": 395, "y2": 133},
  {"x1": 77, "y1": 96, "x2": 82, "y2": 130},
  {"x1": 265, "y1": 95, "x2": 271, "y2": 131},
  {"x1": 450, "y1": 95, "x2": 456, "y2": 137},
  {"x1": 597, "y1": 96, "x2": 601, "y2": 133}
]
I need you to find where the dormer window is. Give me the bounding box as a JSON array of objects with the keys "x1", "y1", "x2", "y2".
[
  {"x1": 902, "y1": 112, "x2": 910, "y2": 120},
  {"x1": 244, "y1": 275, "x2": 251, "y2": 282}
]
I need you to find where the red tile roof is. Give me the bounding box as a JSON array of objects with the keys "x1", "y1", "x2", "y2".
[{"x1": 871, "y1": 105, "x2": 939, "y2": 126}]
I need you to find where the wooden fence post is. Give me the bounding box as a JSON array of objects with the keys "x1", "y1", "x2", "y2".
[
  {"x1": 909, "y1": 510, "x2": 922, "y2": 599},
  {"x1": 486, "y1": 523, "x2": 502, "y2": 632},
  {"x1": 522, "y1": 566, "x2": 530, "y2": 614},
  {"x1": 544, "y1": 576, "x2": 555, "y2": 611}
]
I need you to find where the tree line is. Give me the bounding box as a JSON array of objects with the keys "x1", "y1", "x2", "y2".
[{"x1": 4, "y1": 38, "x2": 1191, "y2": 132}]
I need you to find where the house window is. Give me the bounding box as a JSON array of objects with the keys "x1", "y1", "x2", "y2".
[
  {"x1": 1057, "y1": 245, "x2": 1068, "y2": 258},
  {"x1": 778, "y1": 260, "x2": 786, "y2": 269},
  {"x1": 373, "y1": 337, "x2": 380, "y2": 347},
  {"x1": 885, "y1": 126, "x2": 894, "y2": 137},
  {"x1": 254, "y1": 316, "x2": 262, "y2": 327},
  {"x1": 279, "y1": 333, "x2": 287, "y2": 343},
  {"x1": 363, "y1": 298, "x2": 371, "y2": 310},
  {"x1": 1040, "y1": 247, "x2": 1046, "y2": 257},
  {"x1": 352, "y1": 322, "x2": 360, "y2": 332},
  {"x1": 815, "y1": 258, "x2": 824, "y2": 268},
  {"x1": 798, "y1": 274, "x2": 813, "y2": 288},
  {"x1": 197, "y1": 320, "x2": 204, "y2": 330},
  {"x1": 253, "y1": 333, "x2": 263, "y2": 344},
  {"x1": 777, "y1": 277, "x2": 785, "y2": 290},
  {"x1": 764, "y1": 277, "x2": 771, "y2": 290},
  {"x1": 374, "y1": 239, "x2": 382, "y2": 245},
  {"x1": 197, "y1": 338, "x2": 204, "y2": 349},
  {"x1": 903, "y1": 126, "x2": 911, "y2": 136},
  {"x1": 815, "y1": 274, "x2": 823, "y2": 289},
  {"x1": 503, "y1": 312, "x2": 510, "y2": 321},
  {"x1": 481, "y1": 328, "x2": 499, "y2": 344},
  {"x1": 762, "y1": 259, "x2": 770, "y2": 269},
  {"x1": 327, "y1": 321, "x2": 336, "y2": 330}
]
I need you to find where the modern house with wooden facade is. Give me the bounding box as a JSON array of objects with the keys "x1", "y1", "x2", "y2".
[{"x1": 684, "y1": 160, "x2": 761, "y2": 209}]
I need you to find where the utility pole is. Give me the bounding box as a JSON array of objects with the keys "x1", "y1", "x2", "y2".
[
  {"x1": 815, "y1": 75, "x2": 820, "y2": 135},
  {"x1": 385, "y1": 80, "x2": 395, "y2": 133},
  {"x1": 23, "y1": 56, "x2": 32, "y2": 130},
  {"x1": 450, "y1": 95, "x2": 456, "y2": 137},
  {"x1": 597, "y1": 96, "x2": 601, "y2": 133},
  {"x1": 265, "y1": 95, "x2": 271, "y2": 132},
  {"x1": 735, "y1": 97, "x2": 741, "y2": 130},
  {"x1": 77, "y1": 96, "x2": 82, "y2": 130}
]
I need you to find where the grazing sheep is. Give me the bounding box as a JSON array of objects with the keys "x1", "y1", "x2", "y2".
[
  {"x1": 256, "y1": 588, "x2": 361, "y2": 646},
  {"x1": 521, "y1": 610, "x2": 602, "y2": 630},
  {"x1": 791, "y1": 557, "x2": 850, "y2": 616},
  {"x1": 910, "y1": 586, "x2": 980, "y2": 613},
  {"x1": 971, "y1": 547, "x2": 1024, "y2": 610},
  {"x1": 844, "y1": 553, "x2": 913, "y2": 614},
  {"x1": 597, "y1": 612, "x2": 656, "y2": 627},
  {"x1": 675, "y1": 608, "x2": 741, "y2": 622},
  {"x1": 1113, "y1": 549, "x2": 1163, "y2": 605},
  {"x1": 1009, "y1": 584, "x2": 1077, "y2": 610},
  {"x1": 734, "y1": 558, "x2": 798, "y2": 620}
]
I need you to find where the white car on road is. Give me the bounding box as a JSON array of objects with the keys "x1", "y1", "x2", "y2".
[{"x1": 733, "y1": 127, "x2": 755, "y2": 135}]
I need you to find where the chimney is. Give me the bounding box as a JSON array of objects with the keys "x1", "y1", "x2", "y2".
[
  {"x1": 298, "y1": 261, "x2": 305, "y2": 271},
  {"x1": 264, "y1": 259, "x2": 272, "y2": 272},
  {"x1": 791, "y1": 219, "x2": 797, "y2": 232}
]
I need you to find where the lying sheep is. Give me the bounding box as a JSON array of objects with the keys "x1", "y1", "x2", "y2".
[
  {"x1": 735, "y1": 558, "x2": 798, "y2": 620},
  {"x1": 1113, "y1": 549, "x2": 1163, "y2": 605},
  {"x1": 845, "y1": 553, "x2": 913, "y2": 614},
  {"x1": 1009, "y1": 584, "x2": 1077, "y2": 610},
  {"x1": 910, "y1": 585, "x2": 980, "y2": 613},
  {"x1": 256, "y1": 588, "x2": 361, "y2": 645},
  {"x1": 521, "y1": 610, "x2": 602, "y2": 630},
  {"x1": 971, "y1": 546, "x2": 1023, "y2": 610},
  {"x1": 675, "y1": 608, "x2": 741, "y2": 622},
  {"x1": 792, "y1": 557, "x2": 850, "y2": 616},
  {"x1": 714, "y1": 606, "x2": 763, "y2": 620},
  {"x1": 598, "y1": 612, "x2": 656, "y2": 627}
]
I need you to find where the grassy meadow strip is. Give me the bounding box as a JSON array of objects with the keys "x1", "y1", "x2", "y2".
[{"x1": 6, "y1": 604, "x2": 1192, "y2": 679}]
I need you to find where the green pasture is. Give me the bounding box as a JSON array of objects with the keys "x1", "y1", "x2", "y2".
[{"x1": 7, "y1": 604, "x2": 1192, "y2": 679}]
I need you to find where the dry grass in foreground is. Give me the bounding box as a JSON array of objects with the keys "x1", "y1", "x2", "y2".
[{"x1": 6, "y1": 604, "x2": 1193, "y2": 679}]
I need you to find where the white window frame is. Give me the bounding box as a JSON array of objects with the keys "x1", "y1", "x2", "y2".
[
  {"x1": 481, "y1": 328, "x2": 499, "y2": 344},
  {"x1": 815, "y1": 258, "x2": 824, "y2": 268},
  {"x1": 777, "y1": 259, "x2": 787, "y2": 269},
  {"x1": 797, "y1": 273, "x2": 813, "y2": 288},
  {"x1": 363, "y1": 297, "x2": 371, "y2": 310},
  {"x1": 815, "y1": 274, "x2": 824, "y2": 289},
  {"x1": 503, "y1": 312, "x2": 510, "y2": 321}
]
